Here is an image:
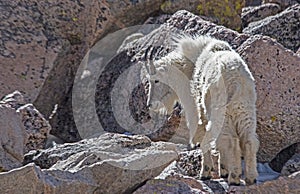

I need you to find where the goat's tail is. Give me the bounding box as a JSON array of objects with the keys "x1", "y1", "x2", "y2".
[{"x1": 172, "y1": 34, "x2": 212, "y2": 64}]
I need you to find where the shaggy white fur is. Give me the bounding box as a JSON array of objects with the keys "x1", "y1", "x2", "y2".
[{"x1": 144, "y1": 35, "x2": 259, "y2": 185}]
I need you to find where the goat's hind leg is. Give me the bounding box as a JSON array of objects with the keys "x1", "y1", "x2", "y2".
[
  {"x1": 217, "y1": 136, "x2": 229, "y2": 178},
  {"x1": 239, "y1": 110, "x2": 259, "y2": 185},
  {"x1": 243, "y1": 132, "x2": 259, "y2": 185},
  {"x1": 200, "y1": 148, "x2": 214, "y2": 180},
  {"x1": 218, "y1": 134, "x2": 242, "y2": 185}
]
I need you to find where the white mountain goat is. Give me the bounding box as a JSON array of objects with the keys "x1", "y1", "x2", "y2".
[{"x1": 144, "y1": 35, "x2": 259, "y2": 185}]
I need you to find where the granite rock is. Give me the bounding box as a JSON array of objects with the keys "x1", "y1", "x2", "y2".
[
  {"x1": 243, "y1": 4, "x2": 300, "y2": 52},
  {"x1": 234, "y1": 171, "x2": 300, "y2": 193},
  {"x1": 241, "y1": 3, "x2": 281, "y2": 28},
  {"x1": 263, "y1": 0, "x2": 300, "y2": 9},
  {"x1": 9, "y1": 133, "x2": 178, "y2": 193},
  {"x1": 0, "y1": 91, "x2": 51, "y2": 153},
  {"x1": 0, "y1": 105, "x2": 26, "y2": 171},
  {"x1": 17, "y1": 104, "x2": 51, "y2": 153},
  {"x1": 133, "y1": 179, "x2": 201, "y2": 194},
  {"x1": 246, "y1": 0, "x2": 263, "y2": 6}
]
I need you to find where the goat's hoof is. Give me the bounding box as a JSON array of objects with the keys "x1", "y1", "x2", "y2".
[
  {"x1": 229, "y1": 182, "x2": 240, "y2": 186},
  {"x1": 220, "y1": 174, "x2": 229, "y2": 178},
  {"x1": 245, "y1": 178, "x2": 257, "y2": 185},
  {"x1": 200, "y1": 176, "x2": 212, "y2": 181}
]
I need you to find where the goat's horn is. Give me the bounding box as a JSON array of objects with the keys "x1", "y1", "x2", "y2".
[{"x1": 147, "y1": 59, "x2": 156, "y2": 75}]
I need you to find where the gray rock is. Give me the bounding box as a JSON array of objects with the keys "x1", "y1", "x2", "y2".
[
  {"x1": 241, "y1": 3, "x2": 281, "y2": 28},
  {"x1": 17, "y1": 104, "x2": 51, "y2": 153},
  {"x1": 243, "y1": 4, "x2": 300, "y2": 52},
  {"x1": 2, "y1": 133, "x2": 178, "y2": 193},
  {"x1": 233, "y1": 171, "x2": 300, "y2": 193},
  {"x1": 237, "y1": 35, "x2": 300, "y2": 162},
  {"x1": 0, "y1": 163, "x2": 98, "y2": 193},
  {"x1": 24, "y1": 133, "x2": 178, "y2": 169},
  {"x1": 0, "y1": 105, "x2": 26, "y2": 171},
  {"x1": 281, "y1": 153, "x2": 300, "y2": 176},
  {"x1": 263, "y1": 0, "x2": 300, "y2": 9},
  {"x1": 133, "y1": 179, "x2": 199, "y2": 194},
  {"x1": 1, "y1": 91, "x2": 51, "y2": 153},
  {"x1": 0, "y1": 90, "x2": 26, "y2": 109}
]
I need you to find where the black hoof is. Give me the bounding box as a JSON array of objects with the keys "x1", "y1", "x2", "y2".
[
  {"x1": 220, "y1": 174, "x2": 229, "y2": 178},
  {"x1": 245, "y1": 178, "x2": 257, "y2": 185},
  {"x1": 200, "y1": 176, "x2": 212, "y2": 181},
  {"x1": 229, "y1": 182, "x2": 240, "y2": 186}
]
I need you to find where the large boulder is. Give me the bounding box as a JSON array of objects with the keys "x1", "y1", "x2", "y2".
[
  {"x1": 237, "y1": 35, "x2": 300, "y2": 162},
  {"x1": 0, "y1": 91, "x2": 51, "y2": 153},
  {"x1": 0, "y1": 105, "x2": 26, "y2": 172},
  {"x1": 234, "y1": 171, "x2": 300, "y2": 193},
  {"x1": 243, "y1": 4, "x2": 300, "y2": 52},
  {"x1": 3, "y1": 133, "x2": 178, "y2": 193}
]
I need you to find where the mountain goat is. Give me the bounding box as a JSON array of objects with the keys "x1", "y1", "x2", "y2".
[{"x1": 144, "y1": 35, "x2": 259, "y2": 185}]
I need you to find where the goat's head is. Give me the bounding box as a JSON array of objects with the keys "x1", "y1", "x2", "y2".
[{"x1": 143, "y1": 56, "x2": 177, "y2": 115}]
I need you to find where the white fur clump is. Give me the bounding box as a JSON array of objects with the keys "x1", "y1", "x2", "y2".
[{"x1": 145, "y1": 35, "x2": 259, "y2": 185}]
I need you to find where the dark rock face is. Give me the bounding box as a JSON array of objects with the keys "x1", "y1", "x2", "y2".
[
  {"x1": 243, "y1": 4, "x2": 300, "y2": 52},
  {"x1": 281, "y1": 152, "x2": 300, "y2": 176},
  {"x1": 263, "y1": 0, "x2": 300, "y2": 9},
  {"x1": 246, "y1": 0, "x2": 263, "y2": 6},
  {"x1": 241, "y1": 3, "x2": 281, "y2": 28}
]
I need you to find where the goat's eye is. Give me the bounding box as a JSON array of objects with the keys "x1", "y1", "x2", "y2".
[{"x1": 154, "y1": 80, "x2": 159, "y2": 83}]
